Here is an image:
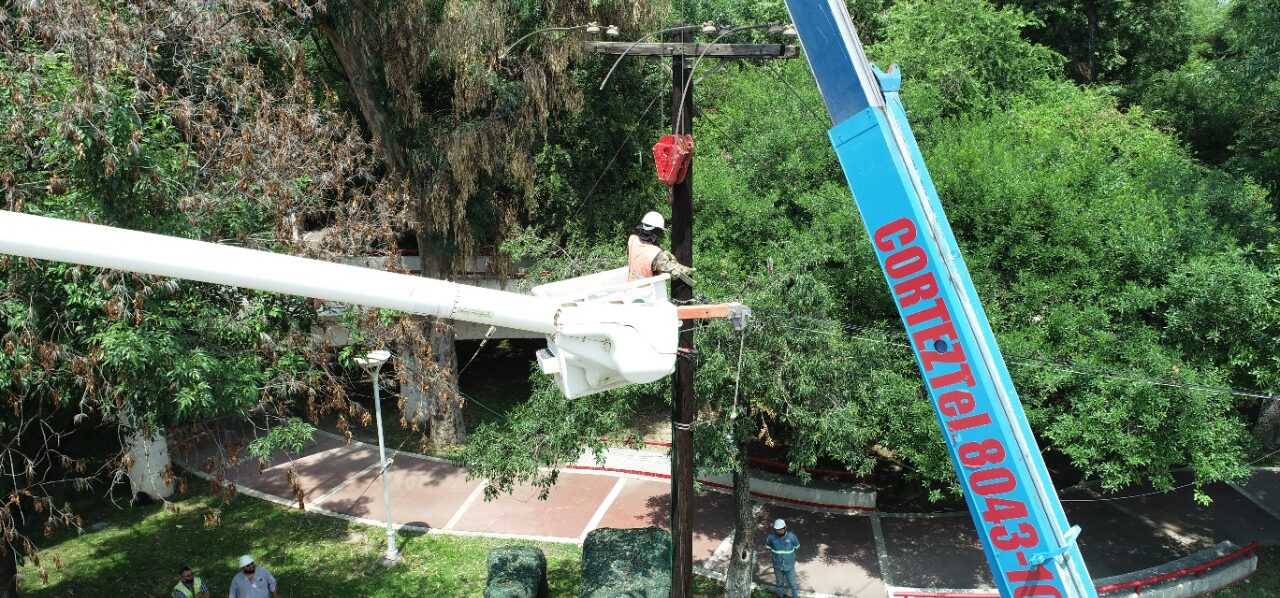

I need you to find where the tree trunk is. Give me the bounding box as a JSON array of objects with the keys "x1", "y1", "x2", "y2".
[
  {"x1": 725, "y1": 441, "x2": 755, "y2": 597},
  {"x1": 1085, "y1": 0, "x2": 1098, "y2": 82},
  {"x1": 1256, "y1": 399, "x2": 1280, "y2": 449},
  {"x1": 0, "y1": 540, "x2": 17, "y2": 598},
  {"x1": 315, "y1": 19, "x2": 408, "y2": 173},
  {"x1": 400, "y1": 316, "x2": 465, "y2": 447},
  {"x1": 318, "y1": 14, "x2": 466, "y2": 447},
  {"x1": 406, "y1": 244, "x2": 466, "y2": 447},
  {"x1": 122, "y1": 408, "x2": 174, "y2": 500},
  {"x1": 125, "y1": 426, "x2": 174, "y2": 500}
]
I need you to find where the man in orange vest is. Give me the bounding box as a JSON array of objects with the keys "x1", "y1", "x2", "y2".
[{"x1": 627, "y1": 211, "x2": 695, "y2": 285}]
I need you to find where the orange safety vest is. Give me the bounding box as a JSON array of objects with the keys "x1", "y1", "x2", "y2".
[{"x1": 627, "y1": 235, "x2": 662, "y2": 281}]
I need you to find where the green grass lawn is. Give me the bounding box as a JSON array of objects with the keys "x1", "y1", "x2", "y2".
[
  {"x1": 16, "y1": 490, "x2": 763, "y2": 597},
  {"x1": 1207, "y1": 546, "x2": 1280, "y2": 597}
]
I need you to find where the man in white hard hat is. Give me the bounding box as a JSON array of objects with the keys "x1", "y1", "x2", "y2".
[
  {"x1": 764, "y1": 518, "x2": 800, "y2": 598},
  {"x1": 229, "y1": 554, "x2": 277, "y2": 598},
  {"x1": 627, "y1": 211, "x2": 696, "y2": 285}
]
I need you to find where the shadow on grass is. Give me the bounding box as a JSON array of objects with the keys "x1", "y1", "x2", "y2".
[{"x1": 17, "y1": 490, "x2": 583, "y2": 598}]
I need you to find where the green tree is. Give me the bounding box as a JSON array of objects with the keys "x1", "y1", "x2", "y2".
[
  {"x1": 924, "y1": 83, "x2": 1278, "y2": 495},
  {"x1": 309, "y1": 0, "x2": 668, "y2": 448},
  {"x1": 1142, "y1": 0, "x2": 1280, "y2": 195},
  {"x1": 997, "y1": 0, "x2": 1200, "y2": 83},
  {"x1": 869, "y1": 0, "x2": 1064, "y2": 128},
  {"x1": 0, "y1": 3, "x2": 371, "y2": 593}
]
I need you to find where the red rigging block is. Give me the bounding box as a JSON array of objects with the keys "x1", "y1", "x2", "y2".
[{"x1": 652, "y1": 134, "x2": 694, "y2": 185}]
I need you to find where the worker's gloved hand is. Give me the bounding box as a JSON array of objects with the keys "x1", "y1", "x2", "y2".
[{"x1": 670, "y1": 264, "x2": 696, "y2": 286}]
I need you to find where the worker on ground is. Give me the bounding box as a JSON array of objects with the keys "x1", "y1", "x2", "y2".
[
  {"x1": 229, "y1": 554, "x2": 277, "y2": 598},
  {"x1": 627, "y1": 211, "x2": 695, "y2": 285},
  {"x1": 765, "y1": 518, "x2": 800, "y2": 598},
  {"x1": 172, "y1": 565, "x2": 209, "y2": 598}
]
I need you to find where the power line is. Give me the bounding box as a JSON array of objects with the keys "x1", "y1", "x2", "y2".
[
  {"x1": 572, "y1": 85, "x2": 668, "y2": 217},
  {"x1": 764, "y1": 61, "x2": 830, "y2": 128},
  {"x1": 1059, "y1": 446, "x2": 1280, "y2": 502},
  {"x1": 748, "y1": 308, "x2": 1278, "y2": 401}
]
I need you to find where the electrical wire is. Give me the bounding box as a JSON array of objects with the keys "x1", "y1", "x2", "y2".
[
  {"x1": 1059, "y1": 445, "x2": 1280, "y2": 502},
  {"x1": 748, "y1": 308, "x2": 1279, "y2": 401},
  {"x1": 673, "y1": 23, "x2": 779, "y2": 134},
  {"x1": 598, "y1": 24, "x2": 702, "y2": 91},
  {"x1": 571, "y1": 86, "x2": 668, "y2": 217},
  {"x1": 500, "y1": 24, "x2": 592, "y2": 60},
  {"x1": 764, "y1": 61, "x2": 832, "y2": 127}
]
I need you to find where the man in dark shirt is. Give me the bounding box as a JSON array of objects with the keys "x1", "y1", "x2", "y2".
[{"x1": 764, "y1": 518, "x2": 800, "y2": 598}]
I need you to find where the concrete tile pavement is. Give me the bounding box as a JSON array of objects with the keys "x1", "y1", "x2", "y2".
[
  {"x1": 171, "y1": 429, "x2": 1280, "y2": 597},
  {"x1": 316, "y1": 455, "x2": 482, "y2": 529},
  {"x1": 877, "y1": 513, "x2": 991, "y2": 589}
]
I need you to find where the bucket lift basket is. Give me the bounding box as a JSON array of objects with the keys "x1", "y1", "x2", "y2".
[{"x1": 532, "y1": 267, "x2": 677, "y2": 399}]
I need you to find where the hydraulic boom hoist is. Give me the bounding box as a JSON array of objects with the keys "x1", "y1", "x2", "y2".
[{"x1": 781, "y1": 1, "x2": 1097, "y2": 595}]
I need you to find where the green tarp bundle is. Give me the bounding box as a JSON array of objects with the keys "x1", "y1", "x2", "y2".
[
  {"x1": 484, "y1": 545, "x2": 548, "y2": 598},
  {"x1": 580, "y1": 527, "x2": 671, "y2": 598}
]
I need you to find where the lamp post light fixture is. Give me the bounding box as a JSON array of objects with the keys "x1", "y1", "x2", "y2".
[{"x1": 354, "y1": 349, "x2": 400, "y2": 565}]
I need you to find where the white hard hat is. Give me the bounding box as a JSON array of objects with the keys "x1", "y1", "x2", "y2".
[
  {"x1": 238, "y1": 555, "x2": 255, "y2": 568},
  {"x1": 640, "y1": 211, "x2": 665, "y2": 230},
  {"x1": 773, "y1": 519, "x2": 786, "y2": 530}
]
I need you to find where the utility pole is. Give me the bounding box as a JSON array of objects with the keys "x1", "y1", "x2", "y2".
[
  {"x1": 669, "y1": 23, "x2": 696, "y2": 598},
  {"x1": 584, "y1": 26, "x2": 796, "y2": 598}
]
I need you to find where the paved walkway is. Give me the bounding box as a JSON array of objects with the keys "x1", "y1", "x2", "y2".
[{"x1": 173, "y1": 424, "x2": 1280, "y2": 596}]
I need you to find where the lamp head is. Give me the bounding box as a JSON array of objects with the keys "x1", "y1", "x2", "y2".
[{"x1": 354, "y1": 349, "x2": 391, "y2": 372}]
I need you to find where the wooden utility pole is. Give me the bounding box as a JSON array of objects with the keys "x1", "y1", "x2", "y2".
[
  {"x1": 668, "y1": 24, "x2": 697, "y2": 598},
  {"x1": 583, "y1": 27, "x2": 796, "y2": 598}
]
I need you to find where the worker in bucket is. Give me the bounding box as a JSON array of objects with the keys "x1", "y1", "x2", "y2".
[{"x1": 627, "y1": 211, "x2": 696, "y2": 285}]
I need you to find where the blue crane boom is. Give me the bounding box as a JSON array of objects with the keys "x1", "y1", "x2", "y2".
[{"x1": 782, "y1": 1, "x2": 1097, "y2": 595}]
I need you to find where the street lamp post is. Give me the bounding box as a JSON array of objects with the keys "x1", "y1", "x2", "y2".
[{"x1": 355, "y1": 349, "x2": 400, "y2": 565}]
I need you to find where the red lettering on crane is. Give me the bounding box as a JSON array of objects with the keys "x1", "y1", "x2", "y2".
[
  {"x1": 893, "y1": 271, "x2": 938, "y2": 308},
  {"x1": 885, "y1": 245, "x2": 928, "y2": 279},
  {"x1": 911, "y1": 319, "x2": 959, "y2": 354},
  {"x1": 876, "y1": 218, "x2": 1050, "y2": 579},
  {"x1": 873, "y1": 218, "x2": 916, "y2": 252},
  {"x1": 938, "y1": 389, "x2": 977, "y2": 417},
  {"x1": 929, "y1": 361, "x2": 977, "y2": 390},
  {"x1": 904, "y1": 296, "x2": 949, "y2": 327}
]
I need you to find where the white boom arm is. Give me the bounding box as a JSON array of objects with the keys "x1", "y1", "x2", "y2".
[{"x1": 0, "y1": 211, "x2": 678, "y2": 399}]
